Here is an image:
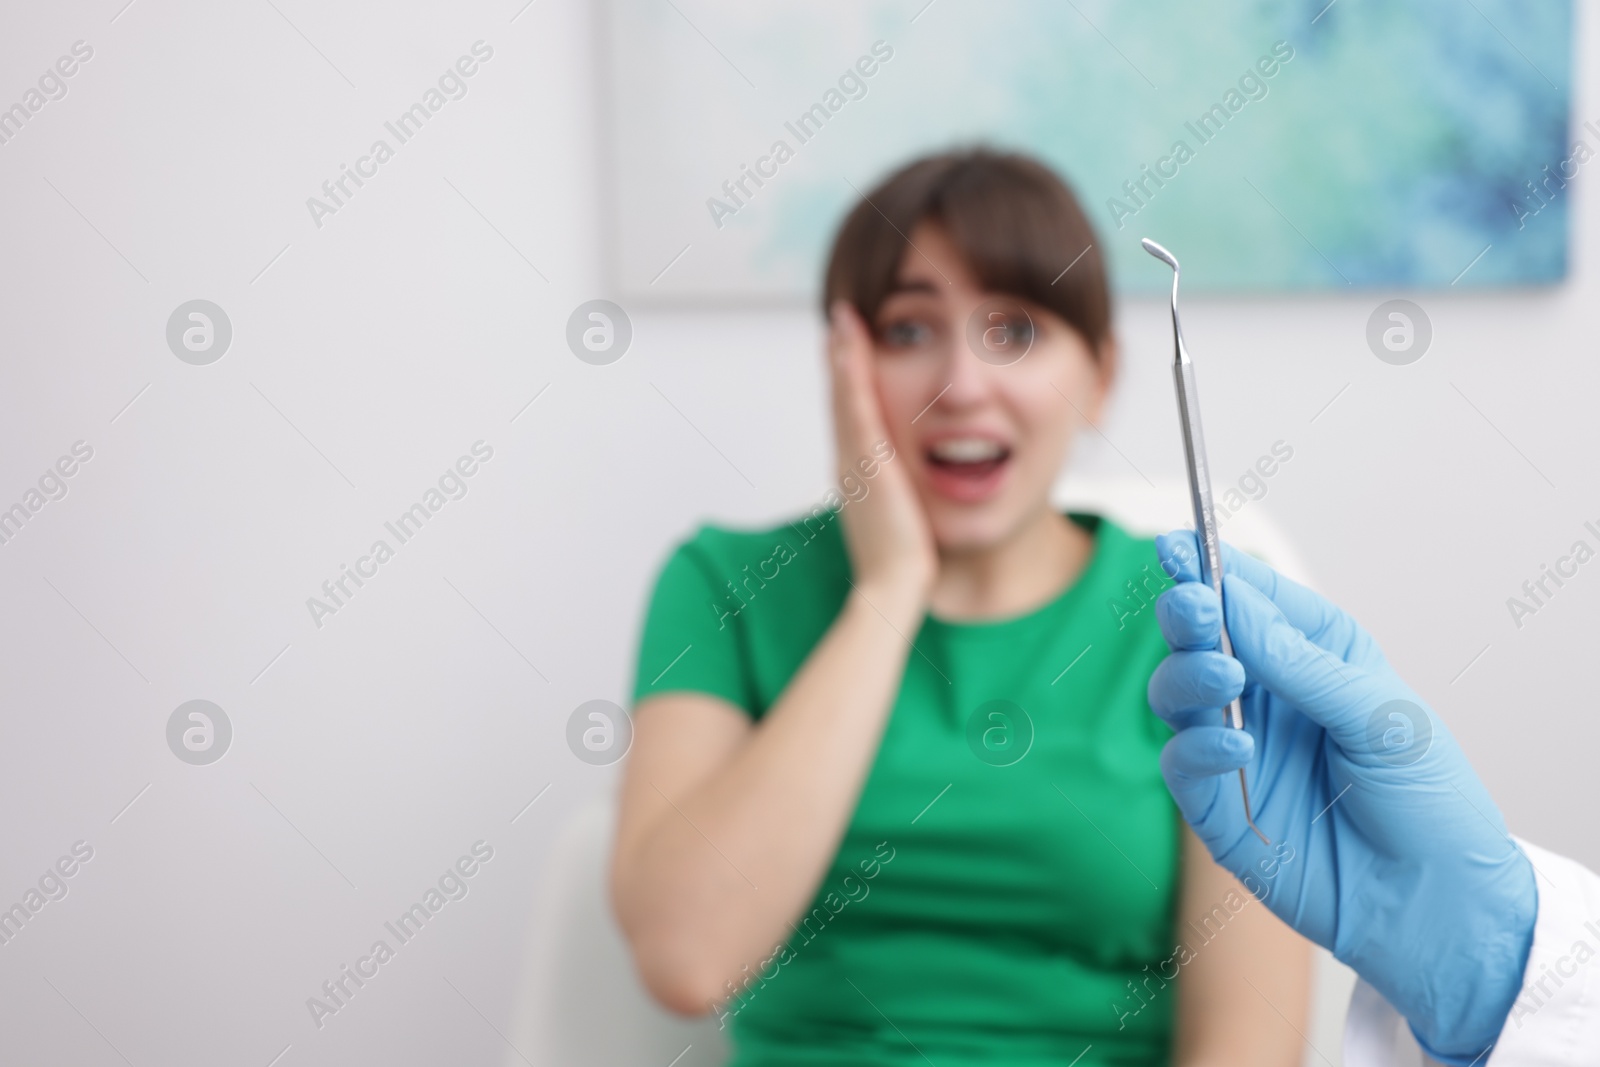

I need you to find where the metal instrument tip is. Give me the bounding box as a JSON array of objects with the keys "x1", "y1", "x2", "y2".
[
  {"x1": 1141, "y1": 238, "x2": 1179, "y2": 271},
  {"x1": 1144, "y1": 237, "x2": 1186, "y2": 364}
]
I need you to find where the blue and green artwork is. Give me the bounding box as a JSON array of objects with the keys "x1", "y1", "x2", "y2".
[{"x1": 609, "y1": 0, "x2": 1575, "y2": 297}]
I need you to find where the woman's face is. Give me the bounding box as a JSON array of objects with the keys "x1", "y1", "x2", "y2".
[{"x1": 868, "y1": 222, "x2": 1114, "y2": 554}]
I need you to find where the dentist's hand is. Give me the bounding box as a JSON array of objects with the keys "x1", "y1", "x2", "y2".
[{"x1": 1147, "y1": 531, "x2": 1536, "y2": 1064}]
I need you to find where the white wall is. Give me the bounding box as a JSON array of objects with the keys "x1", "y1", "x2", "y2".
[{"x1": 0, "y1": 2, "x2": 1592, "y2": 1065}]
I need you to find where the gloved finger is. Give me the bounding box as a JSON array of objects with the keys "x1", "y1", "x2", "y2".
[
  {"x1": 1148, "y1": 650, "x2": 1244, "y2": 727},
  {"x1": 1155, "y1": 582, "x2": 1221, "y2": 650},
  {"x1": 1158, "y1": 732, "x2": 1219, "y2": 831},
  {"x1": 1162, "y1": 725, "x2": 1254, "y2": 779},
  {"x1": 1220, "y1": 573, "x2": 1390, "y2": 751},
  {"x1": 1154, "y1": 530, "x2": 1203, "y2": 585},
  {"x1": 1158, "y1": 728, "x2": 1253, "y2": 848},
  {"x1": 1160, "y1": 729, "x2": 1283, "y2": 877},
  {"x1": 1158, "y1": 529, "x2": 1380, "y2": 668}
]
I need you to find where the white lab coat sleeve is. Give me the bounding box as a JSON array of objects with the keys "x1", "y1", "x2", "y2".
[
  {"x1": 1487, "y1": 837, "x2": 1600, "y2": 1065},
  {"x1": 1343, "y1": 836, "x2": 1600, "y2": 1067}
]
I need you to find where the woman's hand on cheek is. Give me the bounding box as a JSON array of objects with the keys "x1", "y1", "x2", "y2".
[{"x1": 828, "y1": 300, "x2": 938, "y2": 611}]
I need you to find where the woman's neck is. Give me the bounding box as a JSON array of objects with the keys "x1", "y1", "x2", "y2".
[{"x1": 927, "y1": 506, "x2": 1095, "y2": 622}]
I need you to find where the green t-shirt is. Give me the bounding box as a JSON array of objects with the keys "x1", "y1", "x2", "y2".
[{"x1": 632, "y1": 508, "x2": 1182, "y2": 1066}]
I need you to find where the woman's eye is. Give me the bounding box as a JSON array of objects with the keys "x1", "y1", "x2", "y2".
[
  {"x1": 983, "y1": 314, "x2": 1033, "y2": 348},
  {"x1": 880, "y1": 319, "x2": 931, "y2": 347}
]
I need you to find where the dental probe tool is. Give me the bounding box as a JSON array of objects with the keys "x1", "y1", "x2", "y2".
[{"x1": 1141, "y1": 237, "x2": 1269, "y2": 846}]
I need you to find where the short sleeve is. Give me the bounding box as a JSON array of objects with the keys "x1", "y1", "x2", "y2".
[{"x1": 631, "y1": 533, "x2": 757, "y2": 715}]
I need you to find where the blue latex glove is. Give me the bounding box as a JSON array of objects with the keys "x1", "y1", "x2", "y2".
[{"x1": 1147, "y1": 530, "x2": 1536, "y2": 1064}]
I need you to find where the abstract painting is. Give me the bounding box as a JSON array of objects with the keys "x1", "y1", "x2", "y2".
[{"x1": 607, "y1": 0, "x2": 1574, "y2": 298}]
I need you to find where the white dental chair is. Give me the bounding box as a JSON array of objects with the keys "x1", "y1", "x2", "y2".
[{"x1": 502, "y1": 477, "x2": 1359, "y2": 1067}]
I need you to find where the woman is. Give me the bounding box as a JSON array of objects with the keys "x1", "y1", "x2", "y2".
[{"x1": 611, "y1": 149, "x2": 1310, "y2": 1066}]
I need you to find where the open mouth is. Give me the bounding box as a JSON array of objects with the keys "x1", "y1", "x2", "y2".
[{"x1": 923, "y1": 437, "x2": 1012, "y2": 501}]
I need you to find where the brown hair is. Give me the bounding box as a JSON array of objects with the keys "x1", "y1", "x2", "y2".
[{"x1": 821, "y1": 148, "x2": 1111, "y2": 357}]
